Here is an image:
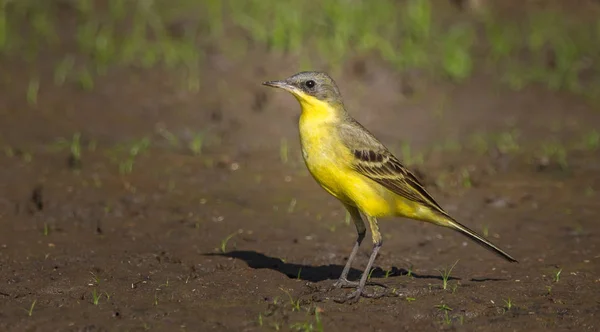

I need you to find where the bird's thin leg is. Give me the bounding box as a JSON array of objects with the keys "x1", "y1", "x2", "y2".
[
  {"x1": 333, "y1": 204, "x2": 365, "y2": 288},
  {"x1": 342, "y1": 215, "x2": 384, "y2": 303}
]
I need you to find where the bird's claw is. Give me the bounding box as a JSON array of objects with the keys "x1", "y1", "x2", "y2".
[
  {"x1": 334, "y1": 287, "x2": 385, "y2": 304},
  {"x1": 331, "y1": 277, "x2": 388, "y2": 303},
  {"x1": 333, "y1": 278, "x2": 388, "y2": 290},
  {"x1": 333, "y1": 278, "x2": 358, "y2": 289}
]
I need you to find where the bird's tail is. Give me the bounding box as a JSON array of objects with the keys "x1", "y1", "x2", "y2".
[{"x1": 439, "y1": 215, "x2": 518, "y2": 263}]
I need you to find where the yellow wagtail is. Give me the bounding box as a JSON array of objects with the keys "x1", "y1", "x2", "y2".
[{"x1": 263, "y1": 71, "x2": 517, "y2": 302}]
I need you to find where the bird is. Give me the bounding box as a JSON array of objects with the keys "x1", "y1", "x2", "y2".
[{"x1": 262, "y1": 71, "x2": 517, "y2": 303}]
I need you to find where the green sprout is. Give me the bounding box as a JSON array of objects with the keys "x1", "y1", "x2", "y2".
[
  {"x1": 367, "y1": 267, "x2": 376, "y2": 281},
  {"x1": 438, "y1": 260, "x2": 459, "y2": 290},
  {"x1": 91, "y1": 288, "x2": 101, "y2": 305},
  {"x1": 435, "y1": 302, "x2": 453, "y2": 325},
  {"x1": 553, "y1": 268, "x2": 562, "y2": 283},
  {"x1": 220, "y1": 232, "x2": 238, "y2": 253},
  {"x1": 24, "y1": 299, "x2": 37, "y2": 317},
  {"x1": 189, "y1": 132, "x2": 204, "y2": 155},
  {"x1": 482, "y1": 224, "x2": 489, "y2": 237},
  {"x1": 384, "y1": 269, "x2": 393, "y2": 278},
  {"x1": 406, "y1": 264, "x2": 414, "y2": 278},
  {"x1": 118, "y1": 137, "x2": 151, "y2": 174},
  {"x1": 503, "y1": 297, "x2": 513, "y2": 311},
  {"x1": 280, "y1": 288, "x2": 301, "y2": 311}
]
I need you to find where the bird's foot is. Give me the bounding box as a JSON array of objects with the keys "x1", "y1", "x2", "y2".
[
  {"x1": 333, "y1": 287, "x2": 385, "y2": 304},
  {"x1": 333, "y1": 277, "x2": 387, "y2": 289},
  {"x1": 332, "y1": 277, "x2": 358, "y2": 289}
]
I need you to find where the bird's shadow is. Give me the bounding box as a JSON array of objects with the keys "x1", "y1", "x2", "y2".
[{"x1": 205, "y1": 250, "x2": 459, "y2": 282}]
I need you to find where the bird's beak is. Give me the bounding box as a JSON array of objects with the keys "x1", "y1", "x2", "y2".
[{"x1": 262, "y1": 80, "x2": 297, "y2": 93}]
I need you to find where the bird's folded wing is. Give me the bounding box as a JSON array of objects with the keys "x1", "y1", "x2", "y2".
[{"x1": 352, "y1": 149, "x2": 445, "y2": 213}]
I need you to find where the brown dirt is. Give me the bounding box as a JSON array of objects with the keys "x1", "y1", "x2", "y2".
[{"x1": 1, "y1": 23, "x2": 600, "y2": 332}]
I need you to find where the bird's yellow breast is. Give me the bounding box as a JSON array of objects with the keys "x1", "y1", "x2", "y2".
[{"x1": 296, "y1": 96, "x2": 396, "y2": 217}]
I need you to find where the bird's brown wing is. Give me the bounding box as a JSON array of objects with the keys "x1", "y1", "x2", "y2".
[
  {"x1": 338, "y1": 121, "x2": 519, "y2": 263},
  {"x1": 338, "y1": 121, "x2": 446, "y2": 214},
  {"x1": 352, "y1": 149, "x2": 445, "y2": 213}
]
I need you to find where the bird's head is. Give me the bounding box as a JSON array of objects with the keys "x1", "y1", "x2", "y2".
[{"x1": 263, "y1": 71, "x2": 344, "y2": 111}]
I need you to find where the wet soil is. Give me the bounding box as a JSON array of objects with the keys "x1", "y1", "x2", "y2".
[{"x1": 1, "y1": 17, "x2": 600, "y2": 332}]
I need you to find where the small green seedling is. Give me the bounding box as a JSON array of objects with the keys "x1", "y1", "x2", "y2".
[
  {"x1": 189, "y1": 132, "x2": 204, "y2": 155},
  {"x1": 290, "y1": 308, "x2": 324, "y2": 332},
  {"x1": 24, "y1": 299, "x2": 37, "y2": 317},
  {"x1": 69, "y1": 133, "x2": 82, "y2": 167},
  {"x1": 53, "y1": 133, "x2": 83, "y2": 169},
  {"x1": 541, "y1": 143, "x2": 568, "y2": 170},
  {"x1": 461, "y1": 169, "x2": 472, "y2": 188},
  {"x1": 220, "y1": 232, "x2": 238, "y2": 253},
  {"x1": 503, "y1": 297, "x2": 513, "y2": 311},
  {"x1": 118, "y1": 138, "x2": 151, "y2": 174},
  {"x1": 438, "y1": 260, "x2": 459, "y2": 290},
  {"x1": 315, "y1": 308, "x2": 323, "y2": 331},
  {"x1": 406, "y1": 297, "x2": 416, "y2": 303},
  {"x1": 280, "y1": 288, "x2": 301, "y2": 311},
  {"x1": 553, "y1": 268, "x2": 562, "y2": 283},
  {"x1": 435, "y1": 303, "x2": 453, "y2": 325},
  {"x1": 158, "y1": 279, "x2": 170, "y2": 290},
  {"x1": 384, "y1": 269, "x2": 393, "y2": 278},
  {"x1": 91, "y1": 289, "x2": 101, "y2": 305},
  {"x1": 406, "y1": 265, "x2": 414, "y2": 278},
  {"x1": 443, "y1": 311, "x2": 452, "y2": 325},
  {"x1": 77, "y1": 67, "x2": 95, "y2": 91},
  {"x1": 367, "y1": 267, "x2": 376, "y2": 281},
  {"x1": 435, "y1": 303, "x2": 453, "y2": 311}
]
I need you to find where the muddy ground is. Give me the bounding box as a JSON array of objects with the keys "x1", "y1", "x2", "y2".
[{"x1": 1, "y1": 16, "x2": 600, "y2": 332}]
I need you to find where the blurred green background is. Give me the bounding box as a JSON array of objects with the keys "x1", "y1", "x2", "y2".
[{"x1": 2, "y1": 0, "x2": 599, "y2": 103}]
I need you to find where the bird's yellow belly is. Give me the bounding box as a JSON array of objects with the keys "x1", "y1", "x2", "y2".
[
  {"x1": 299, "y1": 113, "x2": 397, "y2": 217},
  {"x1": 303, "y1": 149, "x2": 395, "y2": 217}
]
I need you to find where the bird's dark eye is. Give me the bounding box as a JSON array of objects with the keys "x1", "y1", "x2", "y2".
[{"x1": 305, "y1": 80, "x2": 315, "y2": 88}]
